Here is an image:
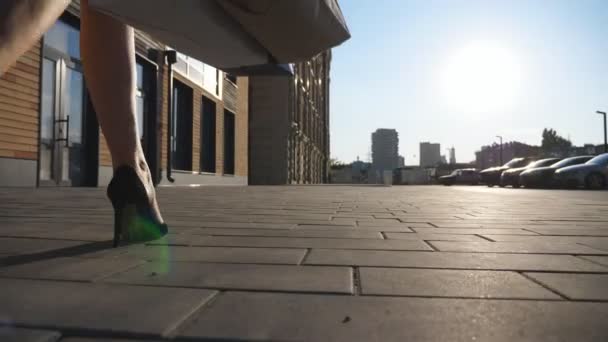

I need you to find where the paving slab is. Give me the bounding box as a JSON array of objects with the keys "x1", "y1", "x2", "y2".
[
  {"x1": 0, "y1": 257, "x2": 143, "y2": 281},
  {"x1": 176, "y1": 291, "x2": 608, "y2": 341},
  {"x1": 431, "y1": 241, "x2": 608, "y2": 255},
  {"x1": 525, "y1": 228, "x2": 608, "y2": 236},
  {"x1": 0, "y1": 237, "x2": 86, "y2": 256},
  {"x1": 580, "y1": 241, "x2": 608, "y2": 252},
  {"x1": 579, "y1": 256, "x2": 608, "y2": 267},
  {"x1": 359, "y1": 268, "x2": 560, "y2": 299},
  {"x1": 305, "y1": 249, "x2": 608, "y2": 272},
  {"x1": 0, "y1": 327, "x2": 61, "y2": 342},
  {"x1": 0, "y1": 278, "x2": 216, "y2": 336},
  {"x1": 297, "y1": 224, "x2": 413, "y2": 232},
  {"x1": 384, "y1": 233, "x2": 488, "y2": 241},
  {"x1": 103, "y1": 262, "x2": 352, "y2": 294},
  {"x1": 412, "y1": 227, "x2": 539, "y2": 235},
  {"x1": 123, "y1": 245, "x2": 306, "y2": 264},
  {"x1": 185, "y1": 227, "x2": 383, "y2": 239},
  {"x1": 2, "y1": 185, "x2": 608, "y2": 339},
  {"x1": 525, "y1": 273, "x2": 608, "y2": 300},
  {"x1": 481, "y1": 235, "x2": 608, "y2": 244},
  {"x1": 150, "y1": 235, "x2": 433, "y2": 251}
]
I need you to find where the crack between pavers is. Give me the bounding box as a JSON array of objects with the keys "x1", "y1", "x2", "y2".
[
  {"x1": 1, "y1": 323, "x2": 168, "y2": 341},
  {"x1": 354, "y1": 293, "x2": 581, "y2": 302},
  {"x1": 162, "y1": 290, "x2": 222, "y2": 339},
  {"x1": 574, "y1": 255, "x2": 608, "y2": 268},
  {"x1": 475, "y1": 234, "x2": 495, "y2": 242},
  {"x1": 423, "y1": 240, "x2": 440, "y2": 251},
  {"x1": 298, "y1": 248, "x2": 312, "y2": 265},
  {"x1": 518, "y1": 272, "x2": 571, "y2": 301}
]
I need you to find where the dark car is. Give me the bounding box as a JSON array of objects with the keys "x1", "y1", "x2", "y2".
[
  {"x1": 479, "y1": 157, "x2": 533, "y2": 187},
  {"x1": 554, "y1": 153, "x2": 608, "y2": 189},
  {"x1": 438, "y1": 169, "x2": 479, "y2": 186},
  {"x1": 520, "y1": 155, "x2": 594, "y2": 188},
  {"x1": 500, "y1": 158, "x2": 562, "y2": 188}
]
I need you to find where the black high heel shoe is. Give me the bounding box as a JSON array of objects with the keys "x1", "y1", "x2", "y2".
[{"x1": 107, "y1": 166, "x2": 168, "y2": 247}]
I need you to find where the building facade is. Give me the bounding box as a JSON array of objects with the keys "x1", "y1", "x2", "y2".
[
  {"x1": 371, "y1": 129, "x2": 399, "y2": 181},
  {"x1": 419, "y1": 142, "x2": 441, "y2": 167},
  {"x1": 248, "y1": 51, "x2": 331, "y2": 185},
  {"x1": 0, "y1": 1, "x2": 249, "y2": 187}
]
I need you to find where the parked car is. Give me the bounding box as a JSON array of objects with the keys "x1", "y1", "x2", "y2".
[
  {"x1": 438, "y1": 169, "x2": 479, "y2": 186},
  {"x1": 500, "y1": 158, "x2": 562, "y2": 188},
  {"x1": 479, "y1": 157, "x2": 534, "y2": 187},
  {"x1": 554, "y1": 153, "x2": 608, "y2": 190},
  {"x1": 520, "y1": 155, "x2": 594, "y2": 188}
]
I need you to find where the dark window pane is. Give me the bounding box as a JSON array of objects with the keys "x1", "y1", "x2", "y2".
[
  {"x1": 223, "y1": 110, "x2": 235, "y2": 175},
  {"x1": 171, "y1": 80, "x2": 193, "y2": 171},
  {"x1": 201, "y1": 96, "x2": 216, "y2": 173}
]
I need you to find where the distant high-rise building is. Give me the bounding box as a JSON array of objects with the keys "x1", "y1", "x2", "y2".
[
  {"x1": 398, "y1": 155, "x2": 405, "y2": 168},
  {"x1": 449, "y1": 147, "x2": 456, "y2": 164},
  {"x1": 419, "y1": 142, "x2": 441, "y2": 167},
  {"x1": 371, "y1": 129, "x2": 399, "y2": 180}
]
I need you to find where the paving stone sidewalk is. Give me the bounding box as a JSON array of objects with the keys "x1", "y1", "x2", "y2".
[{"x1": 0, "y1": 185, "x2": 607, "y2": 341}]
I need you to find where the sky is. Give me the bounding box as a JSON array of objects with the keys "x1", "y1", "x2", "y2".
[{"x1": 329, "y1": 0, "x2": 608, "y2": 165}]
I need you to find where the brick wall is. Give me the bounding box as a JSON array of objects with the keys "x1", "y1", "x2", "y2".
[{"x1": 248, "y1": 76, "x2": 290, "y2": 185}]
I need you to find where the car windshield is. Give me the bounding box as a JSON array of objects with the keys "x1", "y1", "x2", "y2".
[
  {"x1": 586, "y1": 153, "x2": 608, "y2": 166},
  {"x1": 531, "y1": 158, "x2": 561, "y2": 168},
  {"x1": 551, "y1": 156, "x2": 592, "y2": 168},
  {"x1": 450, "y1": 170, "x2": 460, "y2": 176},
  {"x1": 504, "y1": 158, "x2": 524, "y2": 167}
]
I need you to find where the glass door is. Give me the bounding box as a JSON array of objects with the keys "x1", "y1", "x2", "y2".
[{"x1": 39, "y1": 52, "x2": 85, "y2": 186}]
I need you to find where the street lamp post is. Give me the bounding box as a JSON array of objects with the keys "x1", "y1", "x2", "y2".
[
  {"x1": 597, "y1": 111, "x2": 607, "y2": 153},
  {"x1": 496, "y1": 135, "x2": 503, "y2": 166}
]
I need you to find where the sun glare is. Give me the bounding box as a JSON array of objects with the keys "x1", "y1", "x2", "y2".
[{"x1": 441, "y1": 42, "x2": 523, "y2": 113}]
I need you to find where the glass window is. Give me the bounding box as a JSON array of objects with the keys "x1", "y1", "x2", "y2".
[
  {"x1": 39, "y1": 58, "x2": 56, "y2": 181},
  {"x1": 587, "y1": 153, "x2": 608, "y2": 166},
  {"x1": 136, "y1": 63, "x2": 144, "y2": 89},
  {"x1": 223, "y1": 110, "x2": 235, "y2": 175},
  {"x1": 135, "y1": 63, "x2": 145, "y2": 140},
  {"x1": 135, "y1": 94, "x2": 144, "y2": 140},
  {"x1": 171, "y1": 80, "x2": 193, "y2": 171},
  {"x1": 201, "y1": 96, "x2": 217, "y2": 173},
  {"x1": 45, "y1": 20, "x2": 80, "y2": 59},
  {"x1": 171, "y1": 50, "x2": 220, "y2": 96},
  {"x1": 65, "y1": 67, "x2": 84, "y2": 145}
]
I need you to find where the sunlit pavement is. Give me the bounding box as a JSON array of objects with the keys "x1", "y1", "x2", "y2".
[{"x1": 1, "y1": 185, "x2": 607, "y2": 341}]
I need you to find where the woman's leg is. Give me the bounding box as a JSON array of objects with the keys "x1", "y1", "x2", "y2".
[
  {"x1": 80, "y1": 0, "x2": 164, "y2": 223},
  {"x1": 0, "y1": 0, "x2": 70, "y2": 74}
]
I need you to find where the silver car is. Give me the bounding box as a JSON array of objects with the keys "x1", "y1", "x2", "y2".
[{"x1": 554, "y1": 153, "x2": 608, "y2": 189}]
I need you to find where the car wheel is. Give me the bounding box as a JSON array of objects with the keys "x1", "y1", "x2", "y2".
[
  {"x1": 487, "y1": 183, "x2": 494, "y2": 187},
  {"x1": 585, "y1": 173, "x2": 606, "y2": 190},
  {"x1": 512, "y1": 182, "x2": 521, "y2": 188},
  {"x1": 498, "y1": 183, "x2": 506, "y2": 188}
]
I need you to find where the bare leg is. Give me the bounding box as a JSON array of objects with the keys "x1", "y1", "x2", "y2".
[
  {"x1": 0, "y1": 0, "x2": 70, "y2": 74},
  {"x1": 80, "y1": 0, "x2": 164, "y2": 223}
]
